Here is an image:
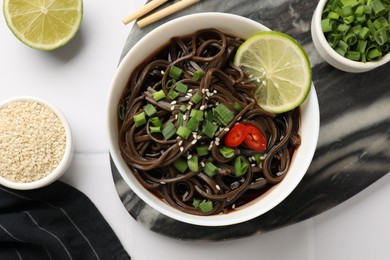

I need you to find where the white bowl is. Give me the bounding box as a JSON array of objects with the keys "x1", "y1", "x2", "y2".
[
  {"x1": 311, "y1": 0, "x2": 390, "y2": 73},
  {"x1": 0, "y1": 96, "x2": 73, "y2": 190},
  {"x1": 107, "y1": 12, "x2": 320, "y2": 226}
]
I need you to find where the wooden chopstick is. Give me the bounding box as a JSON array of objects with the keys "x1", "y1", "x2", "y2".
[
  {"x1": 122, "y1": 0, "x2": 169, "y2": 25},
  {"x1": 136, "y1": 0, "x2": 200, "y2": 28}
]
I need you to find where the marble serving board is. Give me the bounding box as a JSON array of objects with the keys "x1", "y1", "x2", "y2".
[{"x1": 111, "y1": 0, "x2": 390, "y2": 240}]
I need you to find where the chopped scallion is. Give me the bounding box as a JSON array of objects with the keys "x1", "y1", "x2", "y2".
[
  {"x1": 199, "y1": 201, "x2": 213, "y2": 213},
  {"x1": 234, "y1": 156, "x2": 249, "y2": 177},
  {"x1": 321, "y1": 0, "x2": 390, "y2": 62},
  {"x1": 177, "y1": 113, "x2": 184, "y2": 126},
  {"x1": 204, "y1": 162, "x2": 218, "y2": 177},
  {"x1": 346, "y1": 51, "x2": 361, "y2": 60},
  {"x1": 186, "y1": 117, "x2": 200, "y2": 131},
  {"x1": 196, "y1": 146, "x2": 209, "y2": 156},
  {"x1": 179, "y1": 104, "x2": 187, "y2": 113},
  {"x1": 187, "y1": 155, "x2": 199, "y2": 172},
  {"x1": 191, "y1": 92, "x2": 202, "y2": 104},
  {"x1": 177, "y1": 126, "x2": 191, "y2": 139},
  {"x1": 213, "y1": 103, "x2": 235, "y2": 126},
  {"x1": 193, "y1": 70, "x2": 204, "y2": 81},
  {"x1": 168, "y1": 90, "x2": 179, "y2": 100},
  {"x1": 219, "y1": 146, "x2": 235, "y2": 158},
  {"x1": 193, "y1": 198, "x2": 201, "y2": 208},
  {"x1": 133, "y1": 112, "x2": 146, "y2": 127},
  {"x1": 173, "y1": 158, "x2": 188, "y2": 173},
  {"x1": 162, "y1": 122, "x2": 176, "y2": 140},
  {"x1": 190, "y1": 109, "x2": 204, "y2": 121},
  {"x1": 175, "y1": 82, "x2": 188, "y2": 93},
  {"x1": 143, "y1": 104, "x2": 157, "y2": 117},
  {"x1": 201, "y1": 120, "x2": 219, "y2": 138},
  {"x1": 232, "y1": 102, "x2": 242, "y2": 112},
  {"x1": 169, "y1": 66, "x2": 183, "y2": 80},
  {"x1": 118, "y1": 104, "x2": 126, "y2": 120},
  {"x1": 149, "y1": 126, "x2": 161, "y2": 133},
  {"x1": 152, "y1": 90, "x2": 166, "y2": 101},
  {"x1": 150, "y1": 116, "x2": 162, "y2": 127}
]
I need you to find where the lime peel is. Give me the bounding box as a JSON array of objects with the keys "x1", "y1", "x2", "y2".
[
  {"x1": 234, "y1": 31, "x2": 312, "y2": 114},
  {"x1": 3, "y1": 0, "x2": 83, "y2": 51}
]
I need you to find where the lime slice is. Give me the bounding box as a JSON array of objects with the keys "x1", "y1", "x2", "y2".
[
  {"x1": 3, "y1": 0, "x2": 83, "y2": 50},
  {"x1": 234, "y1": 31, "x2": 312, "y2": 114}
]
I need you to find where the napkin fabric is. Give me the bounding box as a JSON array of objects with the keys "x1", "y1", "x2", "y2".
[{"x1": 0, "y1": 181, "x2": 130, "y2": 260}]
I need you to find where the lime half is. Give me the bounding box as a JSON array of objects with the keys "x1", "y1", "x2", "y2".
[
  {"x1": 3, "y1": 0, "x2": 83, "y2": 50},
  {"x1": 234, "y1": 31, "x2": 312, "y2": 114}
]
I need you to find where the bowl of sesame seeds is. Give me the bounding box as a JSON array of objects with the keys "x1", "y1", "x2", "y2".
[{"x1": 0, "y1": 96, "x2": 73, "y2": 190}]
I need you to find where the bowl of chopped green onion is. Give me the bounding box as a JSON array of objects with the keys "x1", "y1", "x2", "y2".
[{"x1": 311, "y1": 0, "x2": 390, "y2": 72}]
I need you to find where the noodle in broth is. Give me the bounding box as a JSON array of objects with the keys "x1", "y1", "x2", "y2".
[{"x1": 117, "y1": 29, "x2": 301, "y2": 216}]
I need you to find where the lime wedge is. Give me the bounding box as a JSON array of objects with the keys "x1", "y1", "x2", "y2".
[
  {"x1": 234, "y1": 31, "x2": 312, "y2": 114},
  {"x1": 3, "y1": 0, "x2": 83, "y2": 50}
]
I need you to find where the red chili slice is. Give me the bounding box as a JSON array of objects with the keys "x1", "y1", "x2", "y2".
[
  {"x1": 244, "y1": 125, "x2": 267, "y2": 152},
  {"x1": 224, "y1": 123, "x2": 247, "y2": 147}
]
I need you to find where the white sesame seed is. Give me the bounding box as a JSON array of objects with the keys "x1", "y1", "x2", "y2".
[
  {"x1": 256, "y1": 78, "x2": 260, "y2": 82},
  {"x1": 160, "y1": 181, "x2": 166, "y2": 184},
  {"x1": 200, "y1": 105, "x2": 205, "y2": 111},
  {"x1": 224, "y1": 127, "x2": 230, "y2": 132},
  {"x1": 179, "y1": 140, "x2": 183, "y2": 146},
  {"x1": 232, "y1": 204, "x2": 236, "y2": 209},
  {"x1": 180, "y1": 147, "x2": 184, "y2": 152},
  {"x1": 188, "y1": 89, "x2": 193, "y2": 92},
  {"x1": 183, "y1": 115, "x2": 187, "y2": 120},
  {"x1": 187, "y1": 154, "x2": 192, "y2": 159},
  {"x1": 170, "y1": 100, "x2": 177, "y2": 105},
  {"x1": 213, "y1": 90, "x2": 217, "y2": 94},
  {"x1": 215, "y1": 137, "x2": 220, "y2": 142},
  {"x1": 0, "y1": 101, "x2": 66, "y2": 183},
  {"x1": 200, "y1": 162, "x2": 205, "y2": 167},
  {"x1": 170, "y1": 105, "x2": 175, "y2": 110},
  {"x1": 161, "y1": 70, "x2": 165, "y2": 75},
  {"x1": 175, "y1": 114, "x2": 178, "y2": 119},
  {"x1": 251, "y1": 164, "x2": 256, "y2": 167},
  {"x1": 216, "y1": 185, "x2": 221, "y2": 190},
  {"x1": 191, "y1": 139, "x2": 197, "y2": 145}
]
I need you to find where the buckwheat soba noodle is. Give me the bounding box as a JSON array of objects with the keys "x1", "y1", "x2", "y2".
[{"x1": 117, "y1": 28, "x2": 301, "y2": 216}]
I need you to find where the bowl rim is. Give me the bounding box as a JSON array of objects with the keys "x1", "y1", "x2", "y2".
[
  {"x1": 107, "y1": 12, "x2": 320, "y2": 226},
  {"x1": 313, "y1": 0, "x2": 390, "y2": 69},
  {"x1": 0, "y1": 96, "x2": 73, "y2": 190}
]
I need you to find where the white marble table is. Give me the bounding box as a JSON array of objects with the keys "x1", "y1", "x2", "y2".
[{"x1": 1, "y1": 0, "x2": 390, "y2": 259}]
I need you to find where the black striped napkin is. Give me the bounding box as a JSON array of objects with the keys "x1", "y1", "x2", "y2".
[{"x1": 0, "y1": 181, "x2": 130, "y2": 260}]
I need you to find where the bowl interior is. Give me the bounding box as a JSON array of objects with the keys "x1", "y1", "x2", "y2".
[{"x1": 107, "y1": 12, "x2": 320, "y2": 226}]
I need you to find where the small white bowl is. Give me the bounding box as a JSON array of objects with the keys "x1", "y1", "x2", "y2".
[
  {"x1": 311, "y1": 0, "x2": 390, "y2": 73},
  {"x1": 107, "y1": 12, "x2": 319, "y2": 226},
  {"x1": 0, "y1": 97, "x2": 73, "y2": 190}
]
